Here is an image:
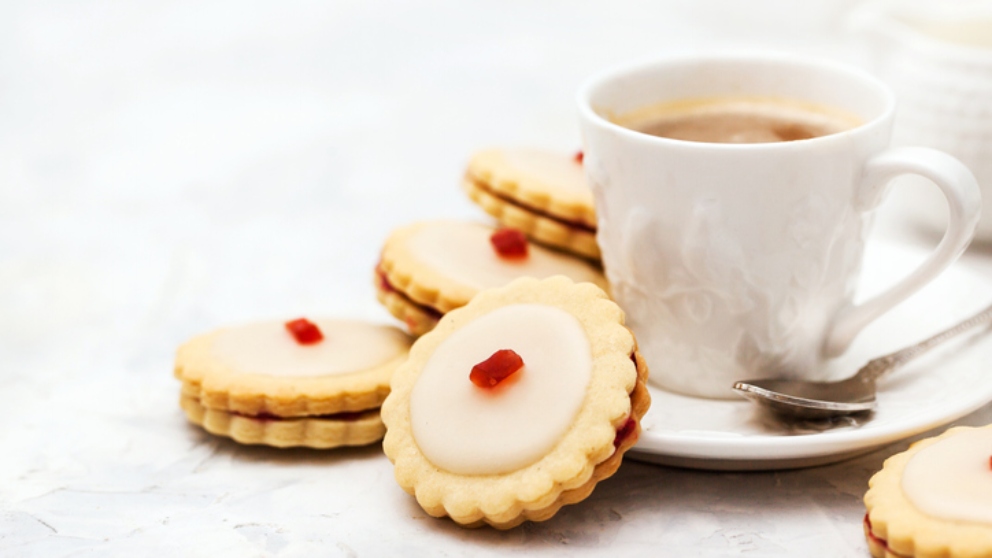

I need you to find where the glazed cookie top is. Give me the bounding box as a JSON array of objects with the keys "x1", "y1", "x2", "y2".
[
  {"x1": 176, "y1": 318, "x2": 413, "y2": 416},
  {"x1": 902, "y1": 426, "x2": 992, "y2": 524},
  {"x1": 382, "y1": 276, "x2": 644, "y2": 525},
  {"x1": 378, "y1": 221, "x2": 608, "y2": 312},
  {"x1": 212, "y1": 319, "x2": 408, "y2": 378},
  {"x1": 466, "y1": 148, "x2": 595, "y2": 226},
  {"x1": 865, "y1": 425, "x2": 992, "y2": 557},
  {"x1": 410, "y1": 303, "x2": 592, "y2": 475}
]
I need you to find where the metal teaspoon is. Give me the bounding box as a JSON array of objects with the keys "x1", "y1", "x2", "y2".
[{"x1": 732, "y1": 301, "x2": 992, "y2": 419}]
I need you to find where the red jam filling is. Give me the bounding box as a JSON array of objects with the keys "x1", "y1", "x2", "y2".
[
  {"x1": 611, "y1": 353, "x2": 642, "y2": 448},
  {"x1": 285, "y1": 318, "x2": 324, "y2": 345},
  {"x1": 613, "y1": 417, "x2": 637, "y2": 448},
  {"x1": 376, "y1": 266, "x2": 396, "y2": 293},
  {"x1": 490, "y1": 228, "x2": 529, "y2": 259},
  {"x1": 863, "y1": 514, "x2": 909, "y2": 558},
  {"x1": 230, "y1": 409, "x2": 366, "y2": 422},
  {"x1": 470, "y1": 349, "x2": 524, "y2": 388},
  {"x1": 574, "y1": 150, "x2": 584, "y2": 164},
  {"x1": 375, "y1": 265, "x2": 444, "y2": 320},
  {"x1": 469, "y1": 178, "x2": 597, "y2": 233}
]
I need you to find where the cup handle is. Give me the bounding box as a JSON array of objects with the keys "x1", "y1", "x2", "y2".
[{"x1": 823, "y1": 146, "x2": 982, "y2": 357}]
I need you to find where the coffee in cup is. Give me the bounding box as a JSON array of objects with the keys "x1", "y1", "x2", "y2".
[{"x1": 614, "y1": 96, "x2": 861, "y2": 144}]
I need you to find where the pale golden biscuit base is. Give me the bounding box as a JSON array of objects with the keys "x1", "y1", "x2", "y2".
[
  {"x1": 463, "y1": 177, "x2": 601, "y2": 260},
  {"x1": 378, "y1": 222, "x2": 477, "y2": 315},
  {"x1": 381, "y1": 276, "x2": 650, "y2": 529},
  {"x1": 175, "y1": 321, "x2": 412, "y2": 417},
  {"x1": 377, "y1": 221, "x2": 609, "y2": 321},
  {"x1": 465, "y1": 148, "x2": 596, "y2": 228},
  {"x1": 180, "y1": 395, "x2": 385, "y2": 449},
  {"x1": 865, "y1": 425, "x2": 992, "y2": 558},
  {"x1": 374, "y1": 272, "x2": 439, "y2": 337}
]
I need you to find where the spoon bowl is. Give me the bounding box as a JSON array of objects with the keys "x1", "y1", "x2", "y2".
[
  {"x1": 732, "y1": 301, "x2": 992, "y2": 420},
  {"x1": 733, "y1": 376, "x2": 876, "y2": 419}
]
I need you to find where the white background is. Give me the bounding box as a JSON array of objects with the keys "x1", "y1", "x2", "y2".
[{"x1": 2, "y1": 1, "x2": 991, "y2": 556}]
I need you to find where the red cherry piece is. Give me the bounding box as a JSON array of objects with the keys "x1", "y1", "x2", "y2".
[
  {"x1": 470, "y1": 349, "x2": 524, "y2": 389},
  {"x1": 574, "y1": 150, "x2": 584, "y2": 164},
  {"x1": 285, "y1": 318, "x2": 324, "y2": 345},
  {"x1": 613, "y1": 417, "x2": 637, "y2": 448},
  {"x1": 989, "y1": 455, "x2": 992, "y2": 470},
  {"x1": 490, "y1": 228, "x2": 528, "y2": 259}
]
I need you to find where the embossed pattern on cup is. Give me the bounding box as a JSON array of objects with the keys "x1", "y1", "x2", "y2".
[
  {"x1": 597, "y1": 175, "x2": 868, "y2": 398},
  {"x1": 578, "y1": 54, "x2": 980, "y2": 399}
]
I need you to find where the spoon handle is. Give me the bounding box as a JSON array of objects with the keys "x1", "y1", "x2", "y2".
[{"x1": 859, "y1": 300, "x2": 992, "y2": 382}]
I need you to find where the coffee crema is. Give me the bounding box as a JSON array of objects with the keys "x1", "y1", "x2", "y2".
[{"x1": 614, "y1": 96, "x2": 862, "y2": 144}]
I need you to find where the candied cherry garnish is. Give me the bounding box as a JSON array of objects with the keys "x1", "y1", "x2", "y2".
[
  {"x1": 285, "y1": 318, "x2": 324, "y2": 345},
  {"x1": 574, "y1": 150, "x2": 584, "y2": 164},
  {"x1": 989, "y1": 455, "x2": 992, "y2": 470},
  {"x1": 470, "y1": 349, "x2": 524, "y2": 389},
  {"x1": 490, "y1": 228, "x2": 528, "y2": 259}
]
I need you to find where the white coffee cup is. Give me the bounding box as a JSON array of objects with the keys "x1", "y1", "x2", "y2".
[{"x1": 577, "y1": 53, "x2": 981, "y2": 399}]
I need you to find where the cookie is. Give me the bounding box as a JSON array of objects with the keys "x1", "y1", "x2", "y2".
[
  {"x1": 375, "y1": 220, "x2": 608, "y2": 336},
  {"x1": 179, "y1": 395, "x2": 385, "y2": 449},
  {"x1": 864, "y1": 425, "x2": 992, "y2": 558},
  {"x1": 463, "y1": 148, "x2": 599, "y2": 260},
  {"x1": 175, "y1": 317, "x2": 412, "y2": 448},
  {"x1": 381, "y1": 276, "x2": 650, "y2": 529}
]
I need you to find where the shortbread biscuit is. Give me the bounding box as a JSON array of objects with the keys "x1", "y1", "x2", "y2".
[
  {"x1": 175, "y1": 318, "x2": 412, "y2": 447},
  {"x1": 180, "y1": 395, "x2": 385, "y2": 449},
  {"x1": 381, "y1": 276, "x2": 650, "y2": 529},
  {"x1": 864, "y1": 425, "x2": 992, "y2": 558},
  {"x1": 463, "y1": 148, "x2": 599, "y2": 259},
  {"x1": 374, "y1": 271, "x2": 442, "y2": 337},
  {"x1": 375, "y1": 220, "x2": 608, "y2": 335}
]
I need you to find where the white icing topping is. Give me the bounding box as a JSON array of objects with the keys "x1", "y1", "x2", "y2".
[
  {"x1": 408, "y1": 222, "x2": 605, "y2": 292},
  {"x1": 211, "y1": 320, "x2": 409, "y2": 377},
  {"x1": 902, "y1": 428, "x2": 992, "y2": 524},
  {"x1": 500, "y1": 148, "x2": 591, "y2": 196},
  {"x1": 409, "y1": 304, "x2": 592, "y2": 475}
]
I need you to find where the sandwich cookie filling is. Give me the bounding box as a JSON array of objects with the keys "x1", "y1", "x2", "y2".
[
  {"x1": 463, "y1": 148, "x2": 600, "y2": 260},
  {"x1": 375, "y1": 266, "x2": 444, "y2": 320},
  {"x1": 466, "y1": 177, "x2": 597, "y2": 233},
  {"x1": 465, "y1": 148, "x2": 596, "y2": 227},
  {"x1": 863, "y1": 515, "x2": 910, "y2": 558}
]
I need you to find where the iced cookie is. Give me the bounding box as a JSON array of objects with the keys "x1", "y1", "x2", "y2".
[
  {"x1": 463, "y1": 148, "x2": 599, "y2": 260},
  {"x1": 375, "y1": 220, "x2": 608, "y2": 336},
  {"x1": 179, "y1": 395, "x2": 386, "y2": 449},
  {"x1": 175, "y1": 317, "x2": 412, "y2": 448},
  {"x1": 381, "y1": 276, "x2": 650, "y2": 529},
  {"x1": 864, "y1": 425, "x2": 992, "y2": 558}
]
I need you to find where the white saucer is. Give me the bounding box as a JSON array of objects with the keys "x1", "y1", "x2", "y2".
[{"x1": 630, "y1": 241, "x2": 992, "y2": 470}]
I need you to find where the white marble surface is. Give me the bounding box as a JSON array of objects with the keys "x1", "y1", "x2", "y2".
[{"x1": 3, "y1": 1, "x2": 992, "y2": 556}]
